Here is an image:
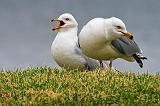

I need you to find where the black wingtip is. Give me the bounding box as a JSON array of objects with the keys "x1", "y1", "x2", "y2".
[
  {"x1": 138, "y1": 61, "x2": 143, "y2": 68},
  {"x1": 133, "y1": 54, "x2": 144, "y2": 68},
  {"x1": 139, "y1": 63, "x2": 143, "y2": 68},
  {"x1": 140, "y1": 57, "x2": 147, "y2": 60}
]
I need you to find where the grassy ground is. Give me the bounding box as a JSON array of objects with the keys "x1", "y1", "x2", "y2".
[{"x1": 0, "y1": 67, "x2": 160, "y2": 105}]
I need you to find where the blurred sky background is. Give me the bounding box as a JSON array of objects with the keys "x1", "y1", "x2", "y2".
[{"x1": 0, "y1": 0, "x2": 160, "y2": 73}]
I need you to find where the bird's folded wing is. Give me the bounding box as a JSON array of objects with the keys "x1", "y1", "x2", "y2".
[
  {"x1": 75, "y1": 43, "x2": 100, "y2": 70},
  {"x1": 111, "y1": 36, "x2": 141, "y2": 56}
]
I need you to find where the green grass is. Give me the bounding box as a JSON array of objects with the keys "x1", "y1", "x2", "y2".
[{"x1": 0, "y1": 67, "x2": 160, "y2": 105}]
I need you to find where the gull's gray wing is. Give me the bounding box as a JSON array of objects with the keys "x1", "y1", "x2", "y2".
[
  {"x1": 111, "y1": 36, "x2": 147, "y2": 68},
  {"x1": 111, "y1": 36, "x2": 141, "y2": 56}
]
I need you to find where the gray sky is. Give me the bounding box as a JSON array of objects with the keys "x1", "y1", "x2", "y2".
[{"x1": 0, "y1": 0, "x2": 160, "y2": 73}]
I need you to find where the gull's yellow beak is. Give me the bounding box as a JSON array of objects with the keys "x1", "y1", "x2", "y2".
[
  {"x1": 120, "y1": 31, "x2": 133, "y2": 40},
  {"x1": 50, "y1": 18, "x2": 62, "y2": 30}
]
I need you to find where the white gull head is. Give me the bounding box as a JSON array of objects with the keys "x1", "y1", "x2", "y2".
[
  {"x1": 51, "y1": 13, "x2": 78, "y2": 32},
  {"x1": 105, "y1": 17, "x2": 128, "y2": 40}
]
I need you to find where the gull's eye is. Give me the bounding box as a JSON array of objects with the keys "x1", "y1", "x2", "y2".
[
  {"x1": 65, "y1": 18, "x2": 70, "y2": 21},
  {"x1": 116, "y1": 26, "x2": 122, "y2": 29}
]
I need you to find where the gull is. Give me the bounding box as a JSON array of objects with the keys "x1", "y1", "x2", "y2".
[
  {"x1": 79, "y1": 17, "x2": 147, "y2": 70},
  {"x1": 50, "y1": 13, "x2": 107, "y2": 70}
]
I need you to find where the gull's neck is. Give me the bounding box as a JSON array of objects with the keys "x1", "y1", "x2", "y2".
[
  {"x1": 59, "y1": 27, "x2": 78, "y2": 34},
  {"x1": 58, "y1": 27, "x2": 78, "y2": 41}
]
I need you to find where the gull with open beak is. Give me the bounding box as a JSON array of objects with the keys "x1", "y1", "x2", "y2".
[
  {"x1": 50, "y1": 13, "x2": 108, "y2": 70},
  {"x1": 51, "y1": 18, "x2": 65, "y2": 30},
  {"x1": 79, "y1": 17, "x2": 147, "y2": 70}
]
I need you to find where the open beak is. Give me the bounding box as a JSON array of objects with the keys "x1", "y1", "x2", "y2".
[
  {"x1": 50, "y1": 18, "x2": 65, "y2": 30},
  {"x1": 120, "y1": 31, "x2": 133, "y2": 40}
]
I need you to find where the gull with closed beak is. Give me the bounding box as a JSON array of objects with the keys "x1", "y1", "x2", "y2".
[{"x1": 79, "y1": 17, "x2": 147, "y2": 70}]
